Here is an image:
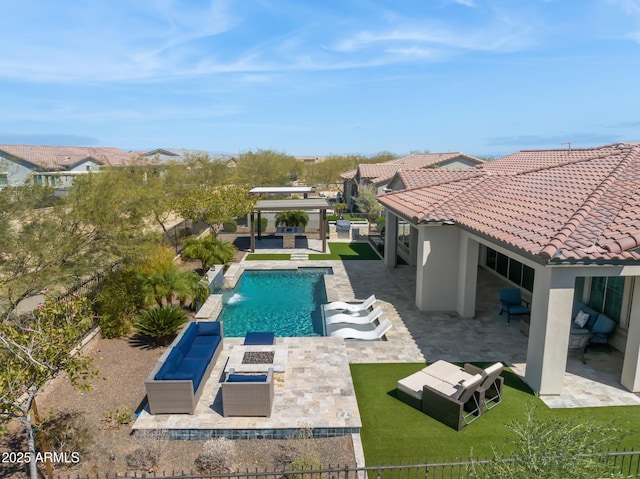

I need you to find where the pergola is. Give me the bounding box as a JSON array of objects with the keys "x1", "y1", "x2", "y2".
[{"x1": 249, "y1": 198, "x2": 331, "y2": 253}]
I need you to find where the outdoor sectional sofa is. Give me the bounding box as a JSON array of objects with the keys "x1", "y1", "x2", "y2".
[
  {"x1": 145, "y1": 321, "x2": 224, "y2": 414},
  {"x1": 570, "y1": 300, "x2": 617, "y2": 349}
]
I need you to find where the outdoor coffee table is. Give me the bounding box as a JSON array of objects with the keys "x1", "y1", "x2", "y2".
[{"x1": 224, "y1": 344, "x2": 288, "y2": 373}]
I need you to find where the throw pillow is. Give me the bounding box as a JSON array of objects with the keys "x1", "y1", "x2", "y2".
[{"x1": 574, "y1": 310, "x2": 589, "y2": 328}]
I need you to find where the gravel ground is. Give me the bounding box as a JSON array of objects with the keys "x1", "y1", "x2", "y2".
[{"x1": 1, "y1": 334, "x2": 355, "y2": 478}]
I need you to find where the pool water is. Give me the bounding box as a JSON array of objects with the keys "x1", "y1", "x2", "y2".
[{"x1": 217, "y1": 268, "x2": 332, "y2": 337}]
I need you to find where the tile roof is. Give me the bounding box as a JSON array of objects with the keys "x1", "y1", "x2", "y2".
[
  {"x1": 379, "y1": 143, "x2": 640, "y2": 264},
  {"x1": 0, "y1": 144, "x2": 137, "y2": 170},
  {"x1": 340, "y1": 152, "x2": 483, "y2": 182}
]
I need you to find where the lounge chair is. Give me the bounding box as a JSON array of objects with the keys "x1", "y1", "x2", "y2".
[
  {"x1": 322, "y1": 294, "x2": 376, "y2": 314},
  {"x1": 499, "y1": 287, "x2": 530, "y2": 323},
  {"x1": 221, "y1": 368, "x2": 274, "y2": 417},
  {"x1": 397, "y1": 366, "x2": 483, "y2": 431},
  {"x1": 328, "y1": 318, "x2": 392, "y2": 340},
  {"x1": 462, "y1": 362, "x2": 504, "y2": 411},
  {"x1": 324, "y1": 306, "x2": 383, "y2": 326}
]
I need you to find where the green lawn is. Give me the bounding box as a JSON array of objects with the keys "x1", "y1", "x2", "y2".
[
  {"x1": 309, "y1": 242, "x2": 379, "y2": 260},
  {"x1": 351, "y1": 363, "x2": 640, "y2": 466},
  {"x1": 244, "y1": 253, "x2": 291, "y2": 260}
]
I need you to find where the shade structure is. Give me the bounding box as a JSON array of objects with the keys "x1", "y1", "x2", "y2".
[{"x1": 249, "y1": 198, "x2": 331, "y2": 253}]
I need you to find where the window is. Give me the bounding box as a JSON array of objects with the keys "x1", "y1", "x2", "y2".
[
  {"x1": 589, "y1": 276, "x2": 625, "y2": 322},
  {"x1": 397, "y1": 218, "x2": 411, "y2": 250},
  {"x1": 0, "y1": 173, "x2": 7, "y2": 187},
  {"x1": 485, "y1": 247, "x2": 535, "y2": 292}
]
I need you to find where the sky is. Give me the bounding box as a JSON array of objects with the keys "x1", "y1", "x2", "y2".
[{"x1": 1, "y1": 0, "x2": 639, "y2": 158}]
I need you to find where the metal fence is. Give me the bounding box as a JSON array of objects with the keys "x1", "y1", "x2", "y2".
[{"x1": 21, "y1": 449, "x2": 640, "y2": 479}]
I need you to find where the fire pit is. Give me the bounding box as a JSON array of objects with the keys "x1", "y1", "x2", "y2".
[{"x1": 242, "y1": 351, "x2": 275, "y2": 365}]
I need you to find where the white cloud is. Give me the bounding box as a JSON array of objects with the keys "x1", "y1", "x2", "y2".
[{"x1": 449, "y1": 0, "x2": 475, "y2": 6}]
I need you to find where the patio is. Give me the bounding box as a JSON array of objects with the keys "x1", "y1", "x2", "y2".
[{"x1": 234, "y1": 241, "x2": 640, "y2": 408}]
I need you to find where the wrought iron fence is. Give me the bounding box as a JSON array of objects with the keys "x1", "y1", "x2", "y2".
[{"x1": 15, "y1": 449, "x2": 640, "y2": 479}]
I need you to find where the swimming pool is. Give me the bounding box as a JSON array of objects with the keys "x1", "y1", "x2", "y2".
[{"x1": 217, "y1": 268, "x2": 332, "y2": 337}]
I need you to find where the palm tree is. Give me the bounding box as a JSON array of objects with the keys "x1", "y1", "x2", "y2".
[
  {"x1": 181, "y1": 235, "x2": 237, "y2": 271},
  {"x1": 138, "y1": 246, "x2": 200, "y2": 306},
  {"x1": 275, "y1": 210, "x2": 309, "y2": 229}
]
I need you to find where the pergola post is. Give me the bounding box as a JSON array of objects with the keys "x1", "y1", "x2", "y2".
[
  {"x1": 321, "y1": 209, "x2": 327, "y2": 253},
  {"x1": 257, "y1": 211, "x2": 262, "y2": 240},
  {"x1": 250, "y1": 212, "x2": 255, "y2": 252}
]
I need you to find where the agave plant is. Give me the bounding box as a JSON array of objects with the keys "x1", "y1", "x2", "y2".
[{"x1": 133, "y1": 305, "x2": 188, "y2": 345}]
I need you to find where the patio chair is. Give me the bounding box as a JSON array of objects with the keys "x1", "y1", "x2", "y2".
[
  {"x1": 328, "y1": 318, "x2": 392, "y2": 340},
  {"x1": 499, "y1": 287, "x2": 530, "y2": 323},
  {"x1": 324, "y1": 306, "x2": 383, "y2": 326},
  {"x1": 463, "y1": 362, "x2": 504, "y2": 411},
  {"x1": 322, "y1": 294, "x2": 376, "y2": 314},
  {"x1": 221, "y1": 368, "x2": 274, "y2": 417},
  {"x1": 568, "y1": 330, "x2": 591, "y2": 364}
]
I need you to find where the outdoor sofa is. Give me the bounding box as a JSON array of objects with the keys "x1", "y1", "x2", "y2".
[
  {"x1": 145, "y1": 320, "x2": 224, "y2": 414},
  {"x1": 570, "y1": 300, "x2": 617, "y2": 350},
  {"x1": 221, "y1": 368, "x2": 274, "y2": 417}
]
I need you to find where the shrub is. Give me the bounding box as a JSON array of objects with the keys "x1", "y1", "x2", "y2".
[
  {"x1": 95, "y1": 269, "x2": 146, "y2": 338},
  {"x1": 181, "y1": 235, "x2": 237, "y2": 271},
  {"x1": 195, "y1": 437, "x2": 235, "y2": 474},
  {"x1": 259, "y1": 216, "x2": 268, "y2": 233},
  {"x1": 133, "y1": 305, "x2": 188, "y2": 345},
  {"x1": 286, "y1": 457, "x2": 325, "y2": 479},
  {"x1": 102, "y1": 407, "x2": 133, "y2": 428},
  {"x1": 223, "y1": 220, "x2": 237, "y2": 232},
  {"x1": 39, "y1": 411, "x2": 92, "y2": 466},
  {"x1": 375, "y1": 216, "x2": 385, "y2": 234},
  {"x1": 125, "y1": 432, "x2": 168, "y2": 472}
]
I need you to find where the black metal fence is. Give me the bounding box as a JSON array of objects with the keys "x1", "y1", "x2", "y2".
[{"x1": 20, "y1": 449, "x2": 640, "y2": 479}]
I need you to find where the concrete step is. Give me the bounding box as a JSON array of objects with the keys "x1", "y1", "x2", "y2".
[{"x1": 290, "y1": 252, "x2": 309, "y2": 261}]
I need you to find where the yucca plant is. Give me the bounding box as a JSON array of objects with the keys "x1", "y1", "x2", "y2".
[{"x1": 133, "y1": 305, "x2": 188, "y2": 345}]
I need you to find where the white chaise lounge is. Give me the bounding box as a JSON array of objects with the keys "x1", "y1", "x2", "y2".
[
  {"x1": 323, "y1": 294, "x2": 376, "y2": 314},
  {"x1": 324, "y1": 306, "x2": 383, "y2": 326},
  {"x1": 328, "y1": 318, "x2": 392, "y2": 340}
]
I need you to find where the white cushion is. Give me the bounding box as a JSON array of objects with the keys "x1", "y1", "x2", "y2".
[{"x1": 574, "y1": 310, "x2": 589, "y2": 328}]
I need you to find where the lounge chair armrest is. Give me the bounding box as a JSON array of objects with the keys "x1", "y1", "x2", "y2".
[{"x1": 463, "y1": 363, "x2": 483, "y2": 375}]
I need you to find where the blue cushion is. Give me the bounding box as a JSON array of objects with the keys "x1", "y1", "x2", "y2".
[
  {"x1": 186, "y1": 344, "x2": 215, "y2": 361},
  {"x1": 572, "y1": 301, "x2": 599, "y2": 329},
  {"x1": 197, "y1": 321, "x2": 221, "y2": 336},
  {"x1": 227, "y1": 374, "x2": 267, "y2": 383},
  {"x1": 591, "y1": 313, "x2": 617, "y2": 334},
  {"x1": 244, "y1": 332, "x2": 275, "y2": 345},
  {"x1": 162, "y1": 371, "x2": 193, "y2": 381},
  {"x1": 192, "y1": 335, "x2": 220, "y2": 350},
  {"x1": 176, "y1": 323, "x2": 198, "y2": 354},
  {"x1": 155, "y1": 348, "x2": 183, "y2": 379}
]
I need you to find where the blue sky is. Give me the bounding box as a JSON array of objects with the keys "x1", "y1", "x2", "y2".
[{"x1": 1, "y1": 0, "x2": 639, "y2": 157}]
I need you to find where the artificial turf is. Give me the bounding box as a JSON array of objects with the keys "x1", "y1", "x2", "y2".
[
  {"x1": 244, "y1": 253, "x2": 291, "y2": 260},
  {"x1": 350, "y1": 362, "x2": 640, "y2": 466},
  {"x1": 308, "y1": 242, "x2": 380, "y2": 260}
]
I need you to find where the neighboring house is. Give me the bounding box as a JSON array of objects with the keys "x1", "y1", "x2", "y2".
[
  {"x1": 0, "y1": 144, "x2": 136, "y2": 189},
  {"x1": 378, "y1": 142, "x2": 640, "y2": 396},
  {"x1": 341, "y1": 152, "x2": 483, "y2": 209},
  {"x1": 139, "y1": 148, "x2": 237, "y2": 167}
]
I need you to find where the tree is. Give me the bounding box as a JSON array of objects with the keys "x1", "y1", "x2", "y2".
[
  {"x1": 0, "y1": 295, "x2": 95, "y2": 479},
  {"x1": 275, "y1": 210, "x2": 309, "y2": 229},
  {"x1": 181, "y1": 235, "x2": 237, "y2": 271},
  {"x1": 173, "y1": 184, "x2": 255, "y2": 235},
  {"x1": 234, "y1": 149, "x2": 300, "y2": 186},
  {"x1": 354, "y1": 185, "x2": 383, "y2": 233}
]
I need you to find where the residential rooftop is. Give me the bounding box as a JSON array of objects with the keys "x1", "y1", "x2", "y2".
[
  {"x1": 0, "y1": 144, "x2": 137, "y2": 170},
  {"x1": 379, "y1": 142, "x2": 640, "y2": 264}
]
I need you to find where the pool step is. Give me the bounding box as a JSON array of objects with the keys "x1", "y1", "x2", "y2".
[{"x1": 290, "y1": 252, "x2": 309, "y2": 261}]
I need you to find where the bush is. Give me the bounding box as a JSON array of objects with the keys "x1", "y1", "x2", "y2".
[
  {"x1": 223, "y1": 220, "x2": 237, "y2": 232},
  {"x1": 259, "y1": 216, "x2": 268, "y2": 233},
  {"x1": 125, "y1": 432, "x2": 168, "y2": 472},
  {"x1": 195, "y1": 437, "x2": 235, "y2": 474},
  {"x1": 95, "y1": 269, "x2": 146, "y2": 338},
  {"x1": 286, "y1": 457, "x2": 325, "y2": 479},
  {"x1": 39, "y1": 411, "x2": 92, "y2": 466},
  {"x1": 375, "y1": 216, "x2": 385, "y2": 235},
  {"x1": 133, "y1": 305, "x2": 188, "y2": 345},
  {"x1": 102, "y1": 407, "x2": 133, "y2": 428}
]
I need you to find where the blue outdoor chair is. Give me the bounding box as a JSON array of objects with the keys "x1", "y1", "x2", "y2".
[{"x1": 499, "y1": 287, "x2": 530, "y2": 323}]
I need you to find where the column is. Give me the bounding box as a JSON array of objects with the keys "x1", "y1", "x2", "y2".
[
  {"x1": 383, "y1": 210, "x2": 397, "y2": 268},
  {"x1": 249, "y1": 212, "x2": 255, "y2": 253},
  {"x1": 525, "y1": 267, "x2": 575, "y2": 395},
  {"x1": 456, "y1": 234, "x2": 479, "y2": 319},
  {"x1": 621, "y1": 277, "x2": 640, "y2": 392}
]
